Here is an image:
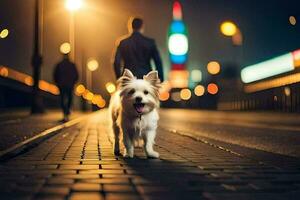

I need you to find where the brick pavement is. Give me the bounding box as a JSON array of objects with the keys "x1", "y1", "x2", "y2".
[{"x1": 0, "y1": 111, "x2": 300, "y2": 200}]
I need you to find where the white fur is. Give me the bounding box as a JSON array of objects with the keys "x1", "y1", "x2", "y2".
[{"x1": 108, "y1": 69, "x2": 160, "y2": 158}]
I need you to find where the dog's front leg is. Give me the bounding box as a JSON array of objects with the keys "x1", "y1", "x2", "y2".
[
  {"x1": 143, "y1": 130, "x2": 159, "y2": 158},
  {"x1": 123, "y1": 131, "x2": 134, "y2": 158}
]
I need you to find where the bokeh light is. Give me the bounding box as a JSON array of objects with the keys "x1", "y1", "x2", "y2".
[
  {"x1": 191, "y1": 69, "x2": 202, "y2": 82},
  {"x1": 284, "y1": 87, "x2": 291, "y2": 96},
  {"x1": 194, "y1": 85, "x2": 205, "y2": 96},
  {"x1": 171, "y1": 91, "x2": 181, "y2": 102},
  {"x1": 66, "y1": 0, "x2": 83, "y2": 11},
  {"x1": 159, "y1": 91, "x2": 170, "y2": 101},
  {"x1": 289, "y1": 16, "x2": 296, "y2": 26},
  {"x1": 87, "y1": 59, "x2": 99, "y2": 71},
  {"x1": 60, "y1": 42, "x2": 71, "y2": 54},
  {"x1": 168, "y1": 34, "x2": 188, "y2": 56},
  {"x1": 105, "y1": 82, "x2": 116, "y2": 94},
  {"x1": 75, "y1": 84, "x2": 85, "y2": 96},
  {"x1": 24, "y1": 76, "x2": 33, "y2": 86},
  {"x1": 220, "y1": 21, "x2": 237, "y2": 36},
  {"x1": 207, "y1": 61, "x2": 220, "y2": 75},
  {"x1": 0, "y1": 29, "x2": 9, "y2": 39},
  {"x1": 180, "y1": 88, "x2": 191, "y2": 100},
  {"x1": 0, "y1": 67, "x2": 9, "y2": 77},
  {"x1": 207, "y1": 83, "x2": 219, "y2": 95}
]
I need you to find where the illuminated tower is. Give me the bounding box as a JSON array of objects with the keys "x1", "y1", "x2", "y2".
[{"x1": 168, "y1": 1, "x2": 189, "y2": 88}]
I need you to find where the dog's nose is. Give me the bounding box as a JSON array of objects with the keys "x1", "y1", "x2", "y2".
[{"x1": 135, "y1": 96, "x2": 142, "y2": 103}]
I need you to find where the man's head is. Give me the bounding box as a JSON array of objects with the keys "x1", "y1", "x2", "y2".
[{"x1": 128, "y1": 17, "x2": 144, "y2": 33}]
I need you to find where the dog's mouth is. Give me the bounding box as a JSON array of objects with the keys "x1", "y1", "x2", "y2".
[{"x1": 133, "y1": 103, "x2": 145, "y2": 114}]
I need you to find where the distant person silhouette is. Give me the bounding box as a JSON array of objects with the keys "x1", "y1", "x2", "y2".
[
  {"x1": 113, "y1": 17, "x2": 164, "y2": 81},
  {"x1": 53, "y1": 53, "x2": 79, "y2": 121}
]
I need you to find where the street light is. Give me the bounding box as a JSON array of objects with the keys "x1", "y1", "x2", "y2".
[
  {"x1": 65, "y1": 0, "x2": 83, "y2": 11},
  {"x1": 220, "y1": 21, "x2": 237, "y2": 36},
  {"x1": 65, "y1": 0, "x2": 83, "y2": 61}
]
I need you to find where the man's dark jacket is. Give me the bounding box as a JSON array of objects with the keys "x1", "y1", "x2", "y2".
[
  {"x1": 53, "y1": 58, "x2": 79, "y2": 89},
  {"x1": 113, "y1": 31, "x2": 164, "y2": 81}
]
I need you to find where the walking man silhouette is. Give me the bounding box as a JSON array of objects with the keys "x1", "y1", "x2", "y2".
[
  {"x1": 113, "y1": 17, "x2": 164, "y2": 81},
  {"x1": 53, "y1": 53, "x2": 79, "y2": 121}
]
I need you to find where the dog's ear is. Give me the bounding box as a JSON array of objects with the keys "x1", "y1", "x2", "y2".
[
  {"x1": 117, "y1": 69, "x2": 135, "y2": 88},
  {"x1": 123, "y1": 69, "x2": 134, "y2": 79},
  {"x1": 143, "y1": 71, "x2": 161, "y2": 88}
]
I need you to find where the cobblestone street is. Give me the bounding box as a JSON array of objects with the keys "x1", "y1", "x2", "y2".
[{"x1": 0, "y1": 111, "x2": 300, "y2": 200}]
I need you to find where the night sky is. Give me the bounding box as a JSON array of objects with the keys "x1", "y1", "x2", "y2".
[{"x1": 0, "y1": 0, "x2": 299, "y2": 95}]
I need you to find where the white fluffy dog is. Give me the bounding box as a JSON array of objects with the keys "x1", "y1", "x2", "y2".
[{"x1": 109, "y1": 69, "x2": 160, "y2": 158}]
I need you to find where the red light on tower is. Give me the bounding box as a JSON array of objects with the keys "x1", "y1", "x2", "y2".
[{"x1": 173, "y1": 1, "x2": 182, "y2": 20}]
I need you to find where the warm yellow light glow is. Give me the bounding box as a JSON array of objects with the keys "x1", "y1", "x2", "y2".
[
  {"x1": 207, "y1": 61, "x2": 221, "y2": 75},
  {"x1": 289, "y1": 16, "x2": 297, "y2": 25},
  {"x1": 194, "y1": 85, "x2": 205, "y2": 96},
  {"x1": 284, "y1": 87, "x2": 291, "y2": 96},
  {"x1": 75, "y1": 84, "x2": 85, "y2": 96},
  {"x1": 0, "y1": 29, "x2": 9, "y2": 39},
  {"x1": 171, "y1": 91, "x2": 181, "y2": 102},
  {"x1": 24, "y1": 76, "x2": 33, "y2": 86},
  {"x1": 97, "y1": 98, "x2": 106, "y2": 108},
  {"x1": 159, "y1": 91, "x2": 170, "y2": 101},
  {"x1": 244, "y1": 73, "x2": 300, "y2": 93},
  {"x1": 207, "y1": 83, "x2": 219, "y2": 95},
  {"x1": 92, "y1": 95, "x2": 103, "y2": 105},
  {"x1": 87, "y1": 59, "x2": 99, "y2": 71},
  {"x1": 85, "y1": 92, "x2": 94, "y2": 101},
  {"x1": 220, "y1": 21, "x2": 237, "y2": 36},
  {"x1": 169, "y1": 70, "x2": 189, "y2": 88},
  {"x1": 60, "y1": 42, "x2": 71, "y2": 54},
  {"x1": 105, "y1": 82, "x2": 116, "y2": 94},
  {"x1": 0, "y1": 67, "x2": 9, "y2": 77},
  {"x1": 66, "y1": 0, "x2": 83, "y2": 11},
  {"x1": 180, "y1": 88, "x2": 191, "y2": 100}
]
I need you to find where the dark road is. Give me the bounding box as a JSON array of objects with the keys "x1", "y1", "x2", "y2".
[{"x1": 159, "y1": 109, "x2": 300, "y2": 158}]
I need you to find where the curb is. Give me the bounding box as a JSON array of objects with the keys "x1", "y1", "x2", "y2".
[{"x1": 0, "y1": 111, "x2": 98, "y2": 161}]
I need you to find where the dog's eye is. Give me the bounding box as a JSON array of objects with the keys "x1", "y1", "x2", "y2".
[
  {"x1": 144, "y1": 90, "x2": 149, "y2": 95},
  {"x1": 128, "y1": 89, "x2": 135, "y2": 95}
]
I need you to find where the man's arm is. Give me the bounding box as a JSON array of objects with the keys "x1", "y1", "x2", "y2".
[
  {"x1": 113, "y1": 44, "x2": 123, "y2": 79},
  {"x1": 151, "y1": 41, "x2": 164, "y2": 82}
]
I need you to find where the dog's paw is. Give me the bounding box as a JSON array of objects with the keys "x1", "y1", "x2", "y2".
[{"x1": 146, "y1": 151, "x2": 160, "y2": 159}]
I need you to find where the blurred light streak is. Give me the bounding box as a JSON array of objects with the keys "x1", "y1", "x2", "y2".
[
  {"x1": 207, "y1": 83, "x2": 218, "y2": 95},
  {"x1": 207, "y1": 61, "x2": 220, "y2": 75},
  {"x1": 60, "y1": 42, "x2": 71, "y2": 54},
  {"x1": 194, "y1": 85, "x2": 205, "y2": 96},
  {"x1": 241, "y1": 53, "x2": 294, "y2": 83},
  {"x1": 0, "y1": 29, "x2": 9, "y2": 39},
  {"x1": 180, "y1": 88, "x2": 191, "y2": 100},
  {"x1": 105, "y1": 82, "x2": 116, "y2": 94},
  {"x1": 173, "y1": 1, "x2": 182, "y2": 20},
  {"x1": 0, "y1": 66, "x2": 59, "y2": 95},
  {"x1": 244, "y1": 72, "x2": 300, "y2": 93},
  {"x1": 220, "y1": 21, "x2": 237, "y2": 36},
  {"x1": 191, "y1": 69, "x2": 202, "y2": 82}
]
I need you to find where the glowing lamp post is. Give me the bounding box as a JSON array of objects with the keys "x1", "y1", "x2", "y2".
[{"x1": 168, "y1": 1, "x2": 189, "y2": 88}]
